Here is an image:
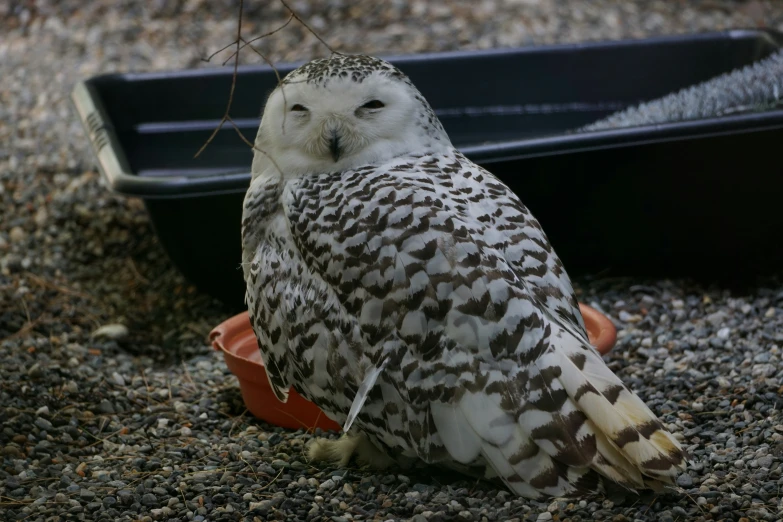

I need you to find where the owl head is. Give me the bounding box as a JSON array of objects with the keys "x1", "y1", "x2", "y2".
[{"x1": 252, "y1": 54, "x2": 451, "y2": 178}]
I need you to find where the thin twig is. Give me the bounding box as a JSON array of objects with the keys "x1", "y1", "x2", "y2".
[
  {"x1": 238, "y1": 36, "x2": 290, "y2": 133},
  {"x1": 25, "y1": 272, "x2": 94, "y2": 301},
  {"x1": 237, "y1": 37, "x2": 279, "y2": 80},
  {"x1": 182, "y1": 361, "x2": 198, "y2": 391},
  {"x1": 20, "y1": 295, "x2": 31, "y2": 324},
  {"x1": 140, "y1": 368, "x2": 152, "y2": 406},
  {"x1": 226, "y1": 116, "x2": 285, "y2": 175},
  {"x1": 193, "y1": 0, "x2": 246, "y2": 159},
  {"x1": 79, "y1": 426, "x2": 128, "y2": 448},
  {"x1": 195, "y1": 0, "x2": 339, "y2": 162},
  {"x1": 680, "y1": 488, "x2": 708, "y2": 518},
  {"x1": 126, "y1": 257, "x2": 150, "y2": 285},
  {"x1": 239, "y1": 453, "x2": 260, "y2": 481},
  {"x1": 228, "y1": 408, "x2": 248, "y2": 438},
  {"x1": 278, "y1": 0, "x2": 339, "y2": 54},
  {"x1": 257, "y1": 467, "x2": 284, "y2": 492},
  {"x1": 0, "y1": 316, "x2": 48, "y2": 344},
  {"x1": 221, "y1": 15, "x2": 294, "y2": 65},
  {"x1": 641, "y1": 494, "x2": 658, "y2": 517},
  {"x1": 203, "y1": 40, "x2": 239, "y2": 63}
]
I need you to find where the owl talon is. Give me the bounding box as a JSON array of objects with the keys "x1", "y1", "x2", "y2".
[{"x1": 306, "y1": 432, "x2": 394, "y2": 470}]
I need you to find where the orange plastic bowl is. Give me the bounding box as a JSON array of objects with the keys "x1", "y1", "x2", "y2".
[{"x1": 210, "y1": 303, "x2": 617, "y2": 432}]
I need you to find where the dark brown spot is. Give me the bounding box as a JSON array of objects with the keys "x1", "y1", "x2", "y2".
[
  {"x1": 602, "y1": 385, "x2": 625, "y2": 405},
  {"x1": 569, "y1": 352, "x2": 587, "y2": 371},
  {"x1": 574, "y1": 382, "x2": 600, "y2": 402}
]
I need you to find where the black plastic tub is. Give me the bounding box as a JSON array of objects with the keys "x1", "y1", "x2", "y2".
[{"x1": 72, "y1": 29, "x2": 783, "y2": 311}]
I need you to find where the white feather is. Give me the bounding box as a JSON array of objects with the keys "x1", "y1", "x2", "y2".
[
  {"x1": 429, "y1": 402, "x2": 482, "y2": 464},
  {"x1": 343, "y1": 357, "x2": 390, "y2": 433}
]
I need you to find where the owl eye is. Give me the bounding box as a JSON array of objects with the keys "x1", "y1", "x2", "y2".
[
  {"x1": 361, "y1": 100, "x2": 385, "y2": 110},
  {"x1": 290, "y1": 104, "x2": 308, "y2": 112}
]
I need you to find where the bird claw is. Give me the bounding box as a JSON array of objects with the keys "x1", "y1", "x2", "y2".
[{"x1": 306, "y1": 432, "x2": 395, "y2": 470}]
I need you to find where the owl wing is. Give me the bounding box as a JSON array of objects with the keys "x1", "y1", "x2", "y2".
[
  {"x1": 283, "y1": 155, "x2": 685, "y2": 498},
  {"x1": 448, "y1": 152, "x2": 587, "y2": 336},
  {"x1": 242, "y1": 177, "x2": 371, "y2": 415}
]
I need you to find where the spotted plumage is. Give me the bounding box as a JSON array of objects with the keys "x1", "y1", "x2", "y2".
[
  {"x1": 283, "y1": 54, "x2": 409, "y2": 86},
  {"x1": 241, "y1": 54, "x2": 687, "y2": 499}
]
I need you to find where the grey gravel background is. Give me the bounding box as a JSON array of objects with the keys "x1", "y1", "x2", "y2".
[{"x1": 2, "y1": 1, "x2": 783, "y2": 521}]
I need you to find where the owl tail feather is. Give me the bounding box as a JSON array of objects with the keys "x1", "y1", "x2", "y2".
[
  {"x1": 429, "y1": 318, "x2": 687, "y2": 499},
  {"x1": 542, "y1": 321, "x2": 688, "y2": 486}
]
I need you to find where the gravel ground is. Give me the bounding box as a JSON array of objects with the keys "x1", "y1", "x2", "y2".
[{"x1": 2, "y1": 1, "x2": 783, "y2": 521}]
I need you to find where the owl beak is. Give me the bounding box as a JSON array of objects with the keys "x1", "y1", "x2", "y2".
[{"x1": 329, "y1": 130, "x2": 342, "y2": 162}]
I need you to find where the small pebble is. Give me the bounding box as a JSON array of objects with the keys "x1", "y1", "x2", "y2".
[
  {"x1": 676, "y1": 474, "x2": 693, "y2": 487},
  {"x1": 111, "y1": 372, "x2": 126, "y2": 386},
  {"x1": 9, "y1": 226, "x2": 26, "y2": 243},
  {"x1": 92, "y1": 324, "x2": 129, "y2": 340}
]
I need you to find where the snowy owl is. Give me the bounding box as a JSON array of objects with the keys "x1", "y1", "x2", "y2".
[{"x1": 241, "y1": 54, "x2": 686, "y2": 499}]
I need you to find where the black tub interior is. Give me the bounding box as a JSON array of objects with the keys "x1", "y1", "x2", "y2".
[
  {"x1": 90, "y1": 30, "x2": 781, "y2": 180},
  {"x1": 77, "y1": 30, "x2": 783, "y2": 308}
]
